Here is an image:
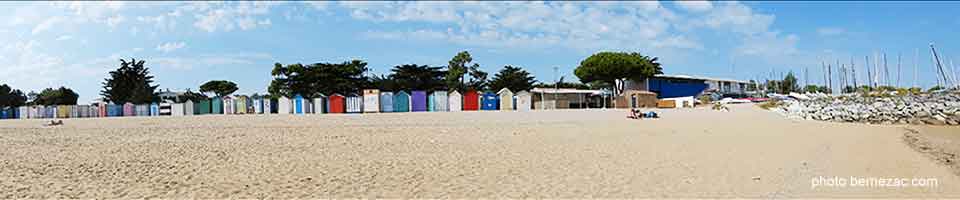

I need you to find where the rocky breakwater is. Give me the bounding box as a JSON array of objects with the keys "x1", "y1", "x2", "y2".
[{"x1": 775, "y1": 91, "x2": 960, "y2": 125}]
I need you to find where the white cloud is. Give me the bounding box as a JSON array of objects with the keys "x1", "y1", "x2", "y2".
[
  {"x1": 190, "y1": 2, "x2": 276, "y2": 32},
  {"x1": 106, "y1": 15, "x2": 126, "y2": 28},
  {"x1": 675, "y1": 1, "x2": 714, "y2": 12},
  {"x1": 56, "y1": 35, "x2": 73, "y2": 41},
  {"x1": 31, "y1": 17, "x2": 62, "y2": 35},
  {"x1": 0, "y1": 40, "x2": 66, "y2": 91},
  {"x1": 653, "y1": 35, "x2": 704, "y2": 50},
  {"x1": 817, "y1": 27, "x2": 847, "y2": 36},
  {"x1": 698, "y1": 1, "x2": 775, "y2": 36},
  {"x1": 152, "y1": 53, "x2": 271, "y2": 70},
  {"x1": 340, "y1": 2, "x2": 683, "y2": 51},
  {"x1": 133, "y1": 47, "x2": 143, "y2": 52},
  {"x1": 156, "y1": 41, "x2": 186, "y2": 53}
]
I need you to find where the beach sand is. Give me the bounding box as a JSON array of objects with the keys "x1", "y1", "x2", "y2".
[{"x1": 0, "y1": 104, "x2": 957, "y2": 198}]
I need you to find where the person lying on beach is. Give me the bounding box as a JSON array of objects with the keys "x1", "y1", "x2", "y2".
[
  {"x1": 43, "y1": 120, "x2": 63, "y2": 127},
  {"x1": 627, "y1": 109, "x2": 659, "y2": 119}
]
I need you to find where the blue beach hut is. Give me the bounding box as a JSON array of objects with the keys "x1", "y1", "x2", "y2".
[
  {"x1": 411, "y1": 90, "x2": 427, "y2": 112},
  {"x1": 379, "y1": 92, "x2": 394, "y2": 112},
  {"x1": 294, "y1": 94, "x2": 305, "y2": 115},
  {"x1": 481, "y1": 92, "x2": 498, "y2": 110},
  {"x1": 393, "y1": 91, "x2": 410, "y2": 112}
]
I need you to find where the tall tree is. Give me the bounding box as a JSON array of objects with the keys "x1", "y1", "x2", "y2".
[
  {"x1": 199, "y1": 80, "x2": 239, "y2": 97},
  {"x1": 389, "y1": 64, "x2": 446, "y2": 91},
  {"x1": 780, "y1": 72, "x2": 799, "y2": 94},
  {"x1": 0, "y1": 84, "x2": 28, "y2": 108},
  {"x1": 369, "y1": 75, "x2": 400, "y2": 91},
  {"x1": 33, "y1": 87, "x2": 79, "y2": 105},
  {"x1": 488, "y1": 65, "x2": 537, "y2": 92},
  {"x1": 101, "y1": 58, "x2": 159, "y2": 104},
  {"x1": 574, "y1": 52, "x2": 662, "y2": 94},
  {"x1": 446, "y1": 51, "x2": 479, "y2": 91},
  {"x1": 269, "y1": 60, "x2": 369, "y2": 97},
  {"x1": 466, "y1": 65, "x2": 488, "y2": 91}
]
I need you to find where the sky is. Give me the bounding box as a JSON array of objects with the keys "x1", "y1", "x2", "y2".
[{"x1": 2, "y1": 1, "x2": 960, "y2": 103}]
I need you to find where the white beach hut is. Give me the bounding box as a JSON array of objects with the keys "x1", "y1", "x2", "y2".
[
  {"x1": 448, "y1": 91, "x2": 462, "y2": 112},
  {"x1": 363, "y1": 89, "x2": 380, "y2": 113},
  {"x1": 223, "y1": 97, "x2": 235, "y2": 115},
  {"x1": 18, "y1": 106, "x2": 28, "y2": 119},
  {"x1": 31, "y1": 106, "x2": 42, "y2": 119},
  {"x1": 346, "y1": 94, "x2": 363, "y2": 113},
  {"x1": 516, "y1": 91, "x2": 532, "y2": 111},
  {"x1": 253, "y1": 97, "x2": 263, "y2": 114},
  {"x1": 171, "y1": 103, "x2": 185, "y2": 116},
  {"x1": 277, "y1": 96, "x2": 292, "y2": 115},
  {"x1": 431, "y1": 91, "x2": 449, "y2": 111},
  {"x1": 184, "y1": 100, "x2": 194, "y2": 116}
]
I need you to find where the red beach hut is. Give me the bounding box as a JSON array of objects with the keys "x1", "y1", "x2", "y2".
[
  {"x1": 328, "y1": 94, "x2": 345, "y2": 113},
  {"x1": 463, "y1": 90, "x2": 479, "y2": 111}
]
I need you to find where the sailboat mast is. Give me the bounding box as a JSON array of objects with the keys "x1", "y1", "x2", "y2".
[
  {"x1": 883, "y1": 52, "x2": 889, "y2": 87},
  {"x1": 930, "y1": 43, "x2": 949, "y2": 87},
  {"x1": 914, "y1": 48, "x2": 919, "y2": 88},
  {"x1": 865, "y1": 56, "x2": 872, "y2": 89},
  {"x1": 897, "y1": 53, "x2": 902, "y2": 88},
  {"x1": 851, "y1": 56, "x2": 857, "y2": 89}
]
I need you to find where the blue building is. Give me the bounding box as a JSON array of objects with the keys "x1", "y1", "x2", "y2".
[{"x1": 624, "y1": 74, "x2": 752, "y2": 99}]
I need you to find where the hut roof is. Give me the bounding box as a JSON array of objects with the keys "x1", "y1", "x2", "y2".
[{"x1": 497, "y1": 88, "x2": 513, "y2": 95}]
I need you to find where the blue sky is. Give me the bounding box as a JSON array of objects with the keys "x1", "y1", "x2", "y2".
[{"x1": 2, "y1": 1, "x2": 959, "y2": 102}]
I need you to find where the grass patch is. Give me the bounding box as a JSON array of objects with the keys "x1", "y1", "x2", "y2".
[{"x1": 757, "y1": 99, "x2": 784, "y2": 110}]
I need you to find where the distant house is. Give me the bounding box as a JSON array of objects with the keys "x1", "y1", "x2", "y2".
[
  {"x1": 622, "y1": 74, "x2": 753, "y2": 99},
  {"x1": 530, "y1": 88, "x2": 604, "y2": 109}
]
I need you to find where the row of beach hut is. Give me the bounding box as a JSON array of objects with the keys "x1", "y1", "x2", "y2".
[{"x1": 0, "y1": 88, "x2": 534, "y2": 120}]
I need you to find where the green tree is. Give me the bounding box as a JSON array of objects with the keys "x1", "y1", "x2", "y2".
[
  {"x1": 33, "y1": 87, "x2": 79, "y2": 105},
  {"x1": 369, "y1": 75, "x2": 400, "y2": 91},
  {"x1": 779, "y1": 72, "x2": 799, "y2": 94},
  {"x1": 928, "y1": 85, "x2": 945, "y2": 92},
  {"x1": 466, "y1": 66, "x2": 488, "y2": 91},
  {"x1": 817, "y1": 86, "x2": 832, "y2": 94},
  {"x1": 101, "y1": 58, "x2": 158, "y2": 104},
  {"x1": 574, "y1": 52, "x2": 662, "y2": 93},
  {"x1": 803, "y1": 85, "x2": 820, "y2": 93},
  {"x1": 0, "y1": 84, "x2": 28, "y2": 108},
  {"x1": 446, "y1": 51, "x2": 479, "y2": 91},
  {"x1": 199, "y1": 80, "x2": 239, "y2": 97},
  {"x1": 488, "y1": 65, "x2": 537, "y2": 92},
  {"x1": 389, "y1": 64, "x2": 446, "y2": 91},
  {"x1": 842, "y1": 86, "x2": 857, "y2": 93},
  {"x1": 269, "y1": 60, "x2": 369, "y2": 97}
]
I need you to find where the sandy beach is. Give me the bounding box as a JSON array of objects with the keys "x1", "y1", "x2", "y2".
[{"x1": 0, "y1": 104, "x2": 957, "y2": 198}]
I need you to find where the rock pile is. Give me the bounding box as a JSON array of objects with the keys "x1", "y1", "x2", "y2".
[{"x1": 775, "y1": 91, "x2": 960, "y2": 125}]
